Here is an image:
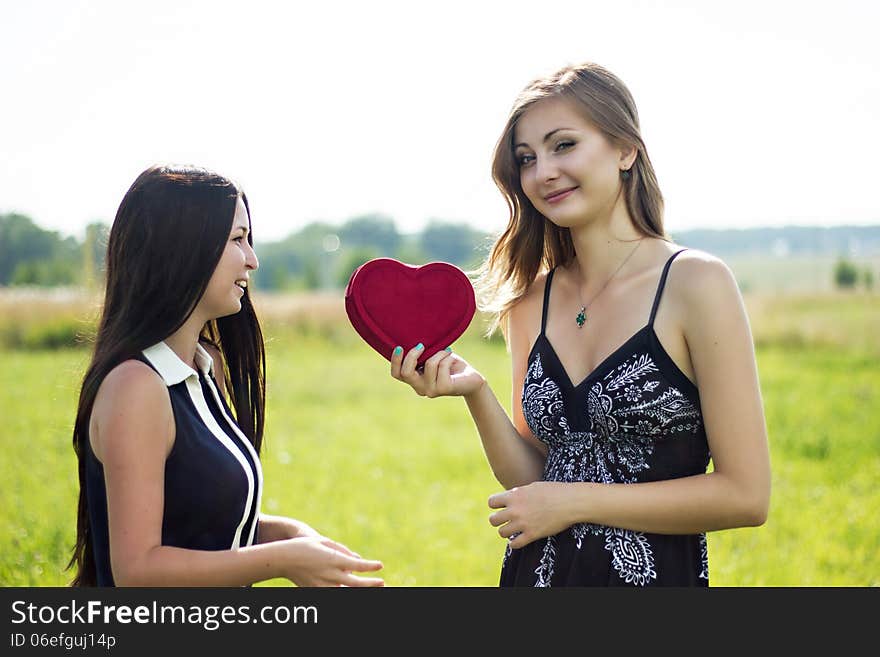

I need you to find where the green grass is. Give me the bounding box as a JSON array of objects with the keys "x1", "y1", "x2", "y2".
[
  {"x1": 707, "y1": 347, "x2": 879, "y2": 585},
  {"x1": 254, "y1": 328, "x2": 509, "y2": 586},
  {"x1": 0, "y1": 349, "x2": 90, "y2": 584},
  {"x1": 1, "y1": 302, "x2": 878, "y2": 586}
]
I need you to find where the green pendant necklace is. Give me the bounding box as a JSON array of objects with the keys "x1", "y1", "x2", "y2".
[{"x1": 574, "y1": 238, "x2": 644, "y2": 329}]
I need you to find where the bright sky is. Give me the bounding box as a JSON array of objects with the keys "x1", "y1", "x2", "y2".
[{"x1": 2, "y1": 0, "x2": 878, "y2": 242}]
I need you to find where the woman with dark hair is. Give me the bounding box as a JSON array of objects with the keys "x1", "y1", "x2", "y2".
[
  {"x1": 390, "y1": 63, "x2": 771, "y2": 586},
  {"x1": 69, "y1": 164, "x2": 384, "y2": 586}
]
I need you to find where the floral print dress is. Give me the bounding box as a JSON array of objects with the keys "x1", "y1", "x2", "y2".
[{"x1": 499, "y1": 250, "x2": 712, "y2": 587}]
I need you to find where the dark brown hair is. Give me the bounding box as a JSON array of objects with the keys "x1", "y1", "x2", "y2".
[{"x1": 68, "y1": 165, "x2": 266, "y2": 585}]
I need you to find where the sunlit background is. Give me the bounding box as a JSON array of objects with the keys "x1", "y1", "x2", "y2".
[
  {"x1": 1, "y1": 0, "x2": 878, "y2": 587},
  {"x1": 2, "y1": 0, "x2": 878, "y2": 242}
]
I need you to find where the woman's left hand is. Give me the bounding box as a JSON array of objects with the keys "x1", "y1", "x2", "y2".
[{"x1": 488, "y1": 482, "x2": 575, "y2": 549}]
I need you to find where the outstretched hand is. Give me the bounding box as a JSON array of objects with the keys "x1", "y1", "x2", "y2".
[
  {"x1": 389, "y1": 344, "x2": 485, "y2": 398},
  {"x1": 282, "y1": 536, "x2": 385, "y2": 587}
]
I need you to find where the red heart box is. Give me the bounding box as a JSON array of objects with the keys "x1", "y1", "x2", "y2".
[{"x1": 345, "y1": 258, "x2": 476, "y2": 365}]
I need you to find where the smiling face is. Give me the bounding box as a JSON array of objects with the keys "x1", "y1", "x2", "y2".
[
  {"x1": 513, "y1": 96, "x2": 634, "y2": 229},
  {"x1": 198, "y1": 195, "x2": 259, "y2": 320}
]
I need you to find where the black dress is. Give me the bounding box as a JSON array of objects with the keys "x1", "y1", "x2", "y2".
[
  {"x1": 500, "y1": 249, "x2": 711, "y2": 587},
  {"x1": 85, "y1": 341, "x2": 263, "y2": 586}
]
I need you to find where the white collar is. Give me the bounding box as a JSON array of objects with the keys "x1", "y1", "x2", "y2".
[{"x1": 142, "y1": 341, "x2": 214, "y2": 386}]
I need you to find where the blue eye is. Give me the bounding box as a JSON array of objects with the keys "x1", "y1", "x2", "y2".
[
  {"x1": 555, "y1": 140, "x2": 574, "y2": 152},
  {"x1": 517, "y1": 153, "x2": 535, "y2": 167}
]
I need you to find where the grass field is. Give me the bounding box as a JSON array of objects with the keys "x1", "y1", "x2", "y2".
[{"x1": 0, "y1": 289, "x2": 878, "y2": 586}]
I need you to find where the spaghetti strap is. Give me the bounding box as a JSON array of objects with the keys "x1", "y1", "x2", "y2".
[
  {"x1": 648, "y1": 249, "x2": 688, "y2": 327},
  {"x1": 541, "y1": 268, "x2": 556, "y2": 335}
]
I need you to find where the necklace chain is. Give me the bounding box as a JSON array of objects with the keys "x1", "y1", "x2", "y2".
[{"x1": 575, "y1": 238, "x2": 645, "y2": 328}]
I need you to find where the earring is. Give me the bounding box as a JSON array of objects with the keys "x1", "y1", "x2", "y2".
[{"x1": 621, "y1": 169, "x2": 631, "y2": 180}]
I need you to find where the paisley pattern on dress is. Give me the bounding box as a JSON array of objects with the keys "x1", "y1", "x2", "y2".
[
  {"x1": 520, "y1": 347, "x2": 707, "y2": 587},
  {"x1": 605, "y1": 527, "x2": 656, "y2": 586},
  {"x1": 500, "y1": 252, "x2": 712, "y2": 587},
  {"x1": 699, "y1": 533, "x2": 709, "y2": 580},
  {"x1": 534, "y1": 536, "x2": 557, "y2": 588}
]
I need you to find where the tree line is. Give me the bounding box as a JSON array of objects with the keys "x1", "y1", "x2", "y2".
[
  {"x1": 0, "y1": 212, "x2": 491, "y2": 290},
  {"x1": 2, "y1": 212, "x2": 877, "y2": 291}
]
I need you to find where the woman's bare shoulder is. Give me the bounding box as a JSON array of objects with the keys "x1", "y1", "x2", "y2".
[
  {"x1": 97, "y1": 359, "x2": 166, "y2": 399},
  {"x1": 91, "y1": 359, "x2": 173, "y2": 460},
  {"x1": 663, "y1": 247, "x2": 745, "y2": 336},
  {"x1": 506, "y1": 270, "x2": 553, "y2": 359},
  {"x1": 509, "y1": 270, "x2": 550, "y2": 324},
  {"x1": 667, "y1": 247, "x2": 739, "y2": 299}
]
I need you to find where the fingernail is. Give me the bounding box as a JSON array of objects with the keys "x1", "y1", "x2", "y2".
[
  {"x1": 393, "y1": 346, "x2": 402, "y2": 356},
  {"x1": 415, "y1": 343, "x2": 424, "y2": 351}
]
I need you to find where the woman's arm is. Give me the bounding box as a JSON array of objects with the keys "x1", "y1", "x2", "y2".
[
  {"x1": 391, "y1": 350, "x2": 544, "y2": 488},
  {"x1": 91, "y1": 361, "x2": 383, "y2": 586},
  {"x1": 389, "y1": 277, "x2": 549, "y2": 489},
  {"x1": 489, "y1": 254, "x2": 772, "y2": 548},
  {"x1": 390, "y1": 321, "x2": 545, "y2": 486},
  {"x1": 460, "y1": 379, "x2": 546, "y2": 489},
  {"x1": 464, "y1": 290, "x2": 550, "y2": 488}
]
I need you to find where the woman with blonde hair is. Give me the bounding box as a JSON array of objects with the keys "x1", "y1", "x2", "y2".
[{"x1": 390, "y1": 63, "x2": 770, "y2": 586}]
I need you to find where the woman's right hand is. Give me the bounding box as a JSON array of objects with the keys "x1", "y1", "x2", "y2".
[
  {"x1": 280, "y1": 536, "x2": 384, "y2": 587},
  {"x1": 390, "y1": 344, "x2": 486, "y2": 398}
]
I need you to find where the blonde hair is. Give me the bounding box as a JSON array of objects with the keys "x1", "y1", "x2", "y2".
[{"x1": 474, "y1": 62, "x2": 667, "y2": 339}]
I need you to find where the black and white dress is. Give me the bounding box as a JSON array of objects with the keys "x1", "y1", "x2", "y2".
[
  {"x1": 500, "y1": 249, "x2": 711, "y2": 587},
  {"x1": 85, "y1": 341, "x2": 263, "y2": 586}
]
